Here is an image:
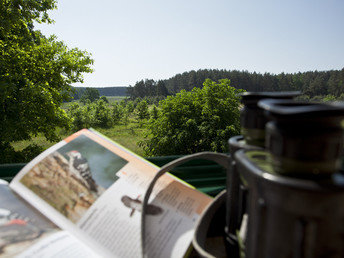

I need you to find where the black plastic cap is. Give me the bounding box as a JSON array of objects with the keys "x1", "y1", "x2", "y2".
[
  {"x1": 240, "y1": 91, "x2": 300, "y2": 130},
  {"x1": 240, "y1": 91, "x2": 300, "y2": 147},
  {"x1": 241, "y1": 91, "x2": 300, "y2": 107},
  {"x1": 258, "y1": 99, "x2": 344, "y2": 175},
  {"x1": 258, "y1": 99, "x2": 344, "y2": 121}
]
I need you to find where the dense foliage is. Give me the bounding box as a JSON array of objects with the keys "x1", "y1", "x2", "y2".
[
  {"x1": 67, "y1": 98, "x2": 153, "y2": 132},
  {"x1": 127, "y1": 68, "x2": 344, "y2": 100},
  {"x1": 141, "y1": 79, "x2": 244, "y2": 156},
  {"x1": 69, "y1": 100, "x2": 113, "y2": 131},
  {"x1": 136, "y1": 100, "x2": 150, "y2": 120},
  {"x1": 80, "y1": 87, "x2": 100, "y2": 103},
  {"x1": 0, "y1": 0, "x2": 93, "y2": 162}
]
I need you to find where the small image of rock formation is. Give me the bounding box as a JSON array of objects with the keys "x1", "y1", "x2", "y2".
[{"x1": 20, "y1": 152, "x2": 105, "y2": 223}]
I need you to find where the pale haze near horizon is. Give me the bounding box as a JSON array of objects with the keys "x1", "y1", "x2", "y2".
[{"x1": 35, "y1": 0, "x2": 344, "y2": 87}]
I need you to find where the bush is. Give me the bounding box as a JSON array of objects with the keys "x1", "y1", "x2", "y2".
[
  {"x1": 125, "y1": 101, "x2": 135, "y2": 113},
  {"x1": 68, "y1": 99, "x2": 126, "y2": 130},
  {"x1": 0, "y1": 143, "x2": 44, "y2": 163},
  {"x1": 141, "y1": 79, "x2": 244, "y2": 156},
  {"x1": 20, "y1": 144, "x2": 45, "y2": 162},
  {"x1": 112, "y1": 103, "x2": 123, "y2": 124},
  {"x1": 68, "y1": 102, "x2": 92, "y2": 131},
  {"x1": 150, "y1": 105, "x2": 159, "y2": 120},
  {"x1": 136, "y1": 100, "x2": 150, "y2": 120},
  {"x1": 295, "y1": 95, "x2": 310, "y2": 102},
  {"x1": 93, "y1": 99, "x2": 112, "y2": 127},
  {"x1": 100, "y1": 96, "x2": 109, "y2": 103},
  {"x1": 322, "y1": 94, "x2": 337, "y2": 102},
  {"x1": 80, "y1": 88, "x2": 100, "y2": 104}
]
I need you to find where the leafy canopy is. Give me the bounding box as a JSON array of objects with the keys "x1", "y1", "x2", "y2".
[
  {"x1": 0, "y1": 0, "x2": 93, "y2": 149},
  {"x1": 80, "y1": 87, "x2": 100, "y2": 104},
  {"x1": 142, "y1": 79, "x2": 244, "y2": 156}
]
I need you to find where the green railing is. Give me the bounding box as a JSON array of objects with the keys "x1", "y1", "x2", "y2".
[
  {"x1": 0, "y1": 156, "x2": 226, "y2": 197},
  {"x1": 0, "y1": 163, "x2": 26, "y2": 182},
  {"x1": 146, "y1": 156, "x2": 226, "y2": 196}
]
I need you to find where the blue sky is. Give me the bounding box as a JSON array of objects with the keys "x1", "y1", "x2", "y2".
[{"x1": 36, "y1": 0, "x2": 344, "y2": 87}]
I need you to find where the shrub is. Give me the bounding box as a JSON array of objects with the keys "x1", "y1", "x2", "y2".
[
  {"x1": 136, "y1": 100, "x2": 150, "y2": 120},
  {"x1": 150, "y1": 105, "x2": 159, "y2": 120},
  {"x1": 93, "y1": 99, "x2": 112, "y2": 128},
  {"x1": 141, "y1": 79, "x2": 244, "y2": 156},
  {"x1": 112, "y1": 103, "x2": 123, "y2": 124}
]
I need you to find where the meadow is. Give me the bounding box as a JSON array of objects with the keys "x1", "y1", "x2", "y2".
[
  {"x1": 11, "y1": 97, "x2": 149, "y2": 160},
  {"x1": 11, "y1": 125, "x2": 148, "y2": 157}
]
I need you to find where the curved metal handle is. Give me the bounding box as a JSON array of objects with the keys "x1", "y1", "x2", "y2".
[{"x1": 141, "y1": 152, "x2": 230, "y2": 257}]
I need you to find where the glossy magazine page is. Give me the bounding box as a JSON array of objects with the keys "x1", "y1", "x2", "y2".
[
  {"x1": 0, "y1": 181, "x2": 99, "y2": 257},
  {"x1": 9, "y1": 129, "x2": 212, "y2": 257}
]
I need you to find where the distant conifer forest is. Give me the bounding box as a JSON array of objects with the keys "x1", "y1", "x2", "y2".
[{"x1": 125, "y1": 68, "x2": 344, "y2": 101}]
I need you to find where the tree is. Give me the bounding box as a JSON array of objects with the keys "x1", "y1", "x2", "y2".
[
  {"x1": 156, "y1": 80, "x2": 169, "y2": 96},
  {"x1": 127, "y1": 68, "x2": 344, "y2": 101},
  {"x1": 80, "y1": 88, "x2": 100, "y2": 103},
  {"x1": 125, "y1": 100, "x2": 135, "y2": 113},
  {"x1": 136, "y1": 100, "x2": 150, "y2": 120},
  {"x1": 141, "y1": 79, "x2": 244, "y2": 156},
  {"x1": 0, "y1": 0, "x2": 93, "y2": 162},
  {"x1": 112, "y1": 103, "x2": 123, "y2": 124},
  {"x1": 150, "y1": 105, "x2": 159, "y2": 120},
  {"x1": 93, "y1": 99, "x2": 112, "y2": 127},
  {"x1": 100, "y1": 96, "x2": 109, "y2": 103},
  {"x1": 68, "y1": 102, "x2": 92, "y2": 131}
]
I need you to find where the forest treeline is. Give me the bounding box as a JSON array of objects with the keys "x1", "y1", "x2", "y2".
[
  {"x1": 73, "y1": 86, "x2": 128, "y2": 99},
  {"x1": 127, "y1": 68, "x2": 344, "y2": 100}
]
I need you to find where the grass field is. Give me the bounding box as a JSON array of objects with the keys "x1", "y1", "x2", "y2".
[
  {"x1": 10, "y1": 97, "x2": 150, "y2": 162},
  {"x1": 62, "y1": 96, "x2": 128, "y2": 109},
  {"x1": 11, "y1": 122, "x2": 149, "y2": 160},
  {"x1": 11, "y1": 128, "x2": 70, "y2": 152},
  {"x1": 92, "y1": 123, "x2": 148, "y2": 156},
  {"x1": 106, "y1": 96, "x2": 128, "y2": 104}
]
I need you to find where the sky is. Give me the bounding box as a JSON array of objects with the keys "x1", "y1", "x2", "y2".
[{"x1": 35, "y1": 0, "x2": 344, "y2": 87}]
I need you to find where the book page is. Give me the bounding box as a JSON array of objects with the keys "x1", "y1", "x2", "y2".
[
  {"x1": 10, "y1": 129, "x2": 212, "y2": 257},
  {"x1": 0, "y1": 182, "x2": 99, "y2": 257},
  {"x1": 77, "y1": 153, "x2": 212, "y2": 257}
]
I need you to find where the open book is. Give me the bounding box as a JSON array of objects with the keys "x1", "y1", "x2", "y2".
[{"x1": 0, "y1": 129, "x2": 212, "y2": 257}]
